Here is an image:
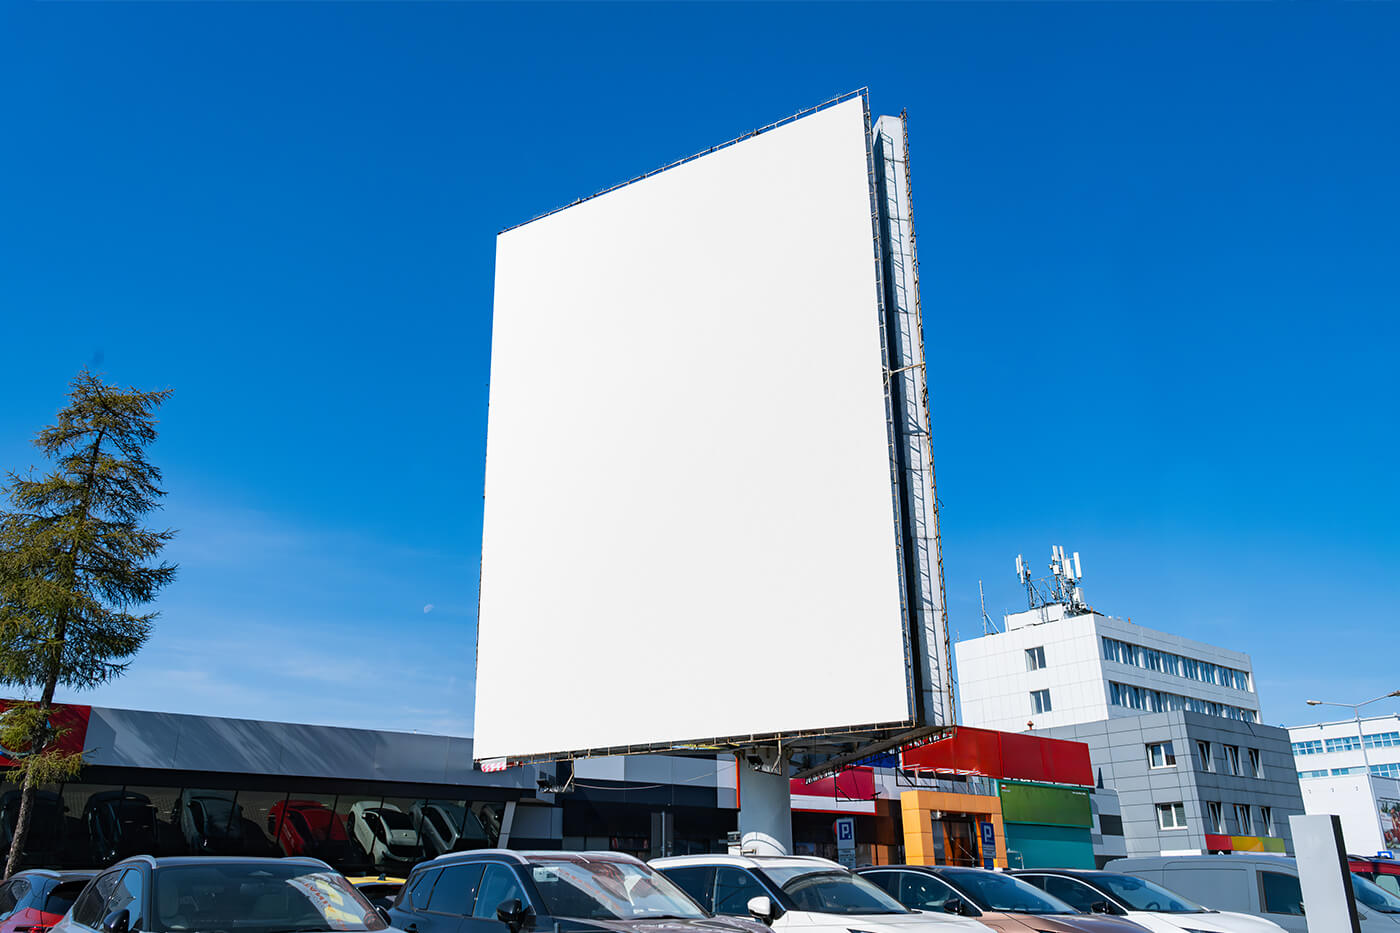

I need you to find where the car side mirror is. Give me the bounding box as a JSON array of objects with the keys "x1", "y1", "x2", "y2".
[
  {"x1": 1089, "y1": 901, "x2": 1112, "y2": 915},
  {"x1": 747, "y1": 896, "x2": 777, "y2": 925},
  {"x1": 102, "y1": 910, "x2": 130, "y2": 933},
  {"x1": 495, "y1": 898, "x2": 533, "y2": 933}
]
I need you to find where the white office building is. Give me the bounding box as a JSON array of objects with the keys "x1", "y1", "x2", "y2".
[
  {"x1": 956, "y1": 603, "x2": 1260, "y2": 732},
  {"x1": 955, "y1": 550, "x2": 1302, "y2": 858},
  {"x1": 1289, "y1": 715, "x2": 1400, "y2": 856},
  {"x1": 1288, "y1": 714, "x2": 1400, "y2": 781}
]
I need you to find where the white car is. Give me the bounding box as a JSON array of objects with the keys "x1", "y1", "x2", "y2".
[
  {"x1": 650, "y1": 854, "x2": 994, "y2": 933},
  {"x1": 1014, "y1": 869, "x2": 1286, "y2": 933},
  {"x1": 348, "y1": 800, "x2": 420, "y2": 869}
]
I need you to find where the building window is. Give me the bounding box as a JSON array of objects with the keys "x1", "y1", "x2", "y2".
[
  {"x1": 1147, "y1": 742, "x2": 1177, "y2": 769},
  {"x1": 1298, "y1": 769, "x2": 1330, "y2": 779},
  {"x1": 1158, "y1": 802, "x2": 1187, "y2": 831},
  {"x1": 1372, "y1": 763, "x2": 1400, "y2": 778},
  {"x1": 1107, "y1": 681, "x2": 1257, "y2": 723},
  {"x1": 1100, "y1": 637, "x2": 1252, "y2": 692},
  {"x1": 1292, "y1": 740, "x2": 1324, "y2": 756},
  {"x1": 1196, "y1": 741, "x2": 1213, "y2": 771},
  {"x1": 1365, "y1": 732, "x2": 1400, "y2": 749},
  {"x1": 1025, "y1": 646, "x2": 1046, "y2": 671},
  {"x1": 1332, "y1": 767, "x2": 1361, "y2": 776},
  {"x1": 1326, "y1": 736, "x2": 1362, "y2": 753},
  {"x1": 1261, "y1": 806, "x2": 1274, "y2": 836},
  {"x1": 1235, "y1": 804, "x2": 1253, "y2": 834},
  {"x1": 1223, "y1": 745, "x2": 1241, "y2": 776},
  {"x1": 1031, "y1": 689, "x2": 1052, "y2": 715},
  {"x1": 1248, "y1": 748, "x2": 1263, "y2": 778},
  {"x1": 1207, "y1": 801, "x2": 1225, "y2": 833}
]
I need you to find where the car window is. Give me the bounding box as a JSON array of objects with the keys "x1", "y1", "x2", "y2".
[
  {"x1": 1259, "y1": 872, "x2": 1303, "y2": 916},
  {"x1": 1038, "y1": 876, "x2": 1103, "y2": 913},
  {"x1": 406, "y1": 869, "x2": 441, "y2": 910},
  {"x1": 427, "y1": 864, "x2": 484, "y2": 917},
  {"x1": 760, "y1": 869, "x2": 906, "y2": 916},
  {"x1": 73, "y1": 873, "x2": 122, "y2": 929},
  {"x1": 860, "y1": 873, "x2": 896, "y2": 895},
  {"x1": 1375, "y1": 874, "x2": 1400, "y2": 897},
  {"x1": 107, "y1": 869, "x2": 145, "y2": 930},
  {"x1": 46, "y1": 881, "x2": 92, "y2": 918},
  {"x1": 713, "y1": 868, "x2": 765, "y2": 916},
  {"x1": 898, "y1": 872, "x2": 961, "y2": 912},
  {"x1": 474, "y1": 866, "x2": 528, "y2": 920},
  {"x1": 660, "y1": 867, "x2": 714, "y2": 912},
  {"x1": 0, "y1": 880, "x2": 26, "y2": 919}
]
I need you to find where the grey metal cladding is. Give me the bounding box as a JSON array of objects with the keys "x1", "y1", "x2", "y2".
[{"x1": 81, "y1": 705, "x2": 536, "y2": 788}]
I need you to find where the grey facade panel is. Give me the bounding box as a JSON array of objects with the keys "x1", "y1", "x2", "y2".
[
  {"x1": 82, "y1": 706, "x2": 537, "y2": 789},
  {"x1": 1036, "y1": 710, "x2": 1304, "y2": 857}
]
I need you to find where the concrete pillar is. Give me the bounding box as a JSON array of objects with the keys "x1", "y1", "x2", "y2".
[{"x1": 737, "y1": 753, "x2": 792, "y2": 855}]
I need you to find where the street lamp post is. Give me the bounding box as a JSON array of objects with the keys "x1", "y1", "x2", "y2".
[{"x1": 1307, "y1": 690, "x2": 1400, "y2": 854}]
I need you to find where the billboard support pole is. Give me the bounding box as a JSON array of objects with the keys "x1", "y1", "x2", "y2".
[{"x1": 735, "y1": 747, "x2": 793, "y2": 856}]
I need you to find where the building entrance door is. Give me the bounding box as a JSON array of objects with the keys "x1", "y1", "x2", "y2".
[{"x1": 943, "y1": 818, "x2": 978, "y2": 866}]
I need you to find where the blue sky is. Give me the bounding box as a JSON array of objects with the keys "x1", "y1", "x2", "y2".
[{"x1": 1, "y1": 2, "x2": 1395, "y2": 736}]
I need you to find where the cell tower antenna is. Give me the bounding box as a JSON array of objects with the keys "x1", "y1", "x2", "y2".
[{"x1": 1016, "y1": 544, "x2": 1090, "y2": 613}]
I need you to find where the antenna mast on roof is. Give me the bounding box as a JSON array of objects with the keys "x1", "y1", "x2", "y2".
[
  {"x1": 1015, "y1": 546, "x2": 1088, "y2": 613},
  {"x1": 978, "y1": 580, "x2": 1000, "y2": 635}
]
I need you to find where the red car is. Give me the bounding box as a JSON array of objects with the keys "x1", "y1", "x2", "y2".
[
  {"x1": 0, "y1": 870, "x2": 94, "y2": 933},
  {"x1": 268, "y1": 799, "x2": 362, "y2": 867},
  {"x1": 1349, "y1": 855, "x2": 1400, "y2": 897}
]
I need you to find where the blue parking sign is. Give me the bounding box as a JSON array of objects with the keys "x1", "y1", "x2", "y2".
[
  {"x1": 835, "y1": 816, "x2": 855, "y2": 849},
  {"x1": 980, "y1": 821, "x2": 995, "y2": 868}
]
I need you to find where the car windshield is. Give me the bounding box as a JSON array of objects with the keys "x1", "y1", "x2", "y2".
[
  {"x1": 1352, "y1": 873, "x2": 1400, "y2": 913},
  {"x1": 45, "y1": 881, "x2": 89, "y2": 916},
  {"x1": 152, "y1": 862, "x2": 389, "y2": 933},
  {"x1": 528, "y1": 858, "x2": 708, "y2": 921},
  {"x1": 938, "y1": 869, "x2": 1073, "y2": 915},
  {"x1": 1089, "y1": 873, "x2": 1206, "y2": 913},
  {"x1": 373, "y1": 809, "x2": 412, "y2": 831},
  {"x1": 761, "y1": 867, "x2": 908, "y2": 916}
]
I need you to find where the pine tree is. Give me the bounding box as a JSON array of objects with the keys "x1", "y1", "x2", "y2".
[{"x1": 0, "y1": 370, "x2": 176, "y2": 877}]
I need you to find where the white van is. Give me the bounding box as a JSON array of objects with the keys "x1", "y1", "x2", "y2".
[{"x1": 1106, "y1": 854, "x2": 1400, "y2": 932}]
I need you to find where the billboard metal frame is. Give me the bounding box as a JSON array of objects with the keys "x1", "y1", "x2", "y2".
[{"x1": 477, "y1": 89, "x2": 950, "y2": 770}]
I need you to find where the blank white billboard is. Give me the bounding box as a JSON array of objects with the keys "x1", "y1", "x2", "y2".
[{"x1": 474, "y1": 97, "x2": 911, "y2": 762}]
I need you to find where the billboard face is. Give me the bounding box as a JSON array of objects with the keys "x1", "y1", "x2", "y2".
[
  {"x1": 475, "y1": 97, "x2": 911, "y2": 762},
  {"x1": 1379, "y1": 797, "x2": 1400, "y2": 850}
]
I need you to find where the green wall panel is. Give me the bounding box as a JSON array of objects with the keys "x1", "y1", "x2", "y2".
[{"x1": 999, "y1": 781, "x2": 1091, "y2": 827}]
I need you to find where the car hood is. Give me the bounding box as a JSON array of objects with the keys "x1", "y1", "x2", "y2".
[
  {"x1": 971, "y1": 912, "x2": 1145, "y2": 933},
  {"x1": 1128, "y1": 911, "x2": 1288, "y2": 933},
  {"x1": 553, "y1": 917, "x2": 769, "y2": 933},
  {"x1": 789, "y1": 910, "x2": 990, "y2": 931}
]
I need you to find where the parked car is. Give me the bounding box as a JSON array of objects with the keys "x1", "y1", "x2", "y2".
[
  {"x1": 348, "y1": 802, "x2": 420, "y2": 871},
  {"x1": 269, "y1": 799, "x2": 362, "y2": 866},
  {"x1": 175, "y1": 790, "x2": 245, "y2": 854},
  {"x1": 857, "y1": 865, "x2": 1147, "y2": 933},
  {"x1": 650, "y1": 853, "x2": 993, "y2": 933},
  {"x1": 0, "y1": 792, "x2": 67, "y2": 867},
  {"x1": 1014, "y1": 867, "x2": 1286, "y2": 933},
  {"x1": 82, "y1": 791, "x2": 158, "y2": 866},
  {"x1": 390, "y1": 849, "x2": 768, "y2": 933},
  {"x1": 410, "y1": 800, "x2": 490, "y2": 857},
  {"x1": 50, "y1": 856, "x2": 395, "y2": 933},
  {"x1": 1351, "y1": 856, "x2": 1400, "y2": 898},
  {"x1": 0, "y1": 870, "x2": 94, "y2": 933},
  {"x1": 1102, "y1": 856, "x2": 1400, "y2": 932}
]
